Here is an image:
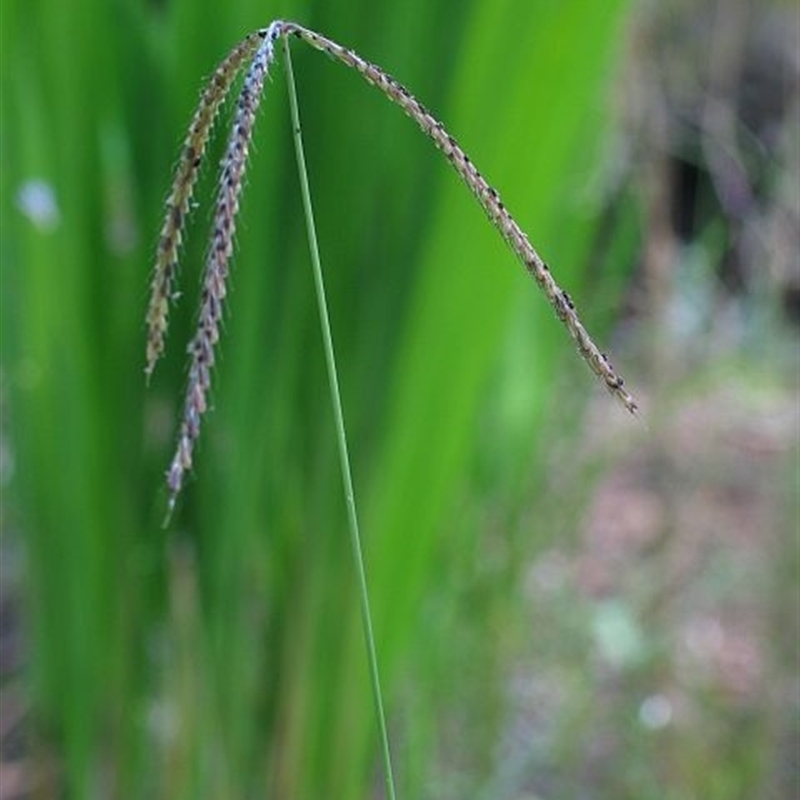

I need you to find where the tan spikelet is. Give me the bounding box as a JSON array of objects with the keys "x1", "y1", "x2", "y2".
[{"x1": 145, "y1": 30, "x2": 265, "y2": 381}]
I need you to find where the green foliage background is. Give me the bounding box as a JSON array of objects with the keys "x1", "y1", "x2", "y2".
[{"x1": 1, "y1": 0, "x2": 633, "y2": 797}]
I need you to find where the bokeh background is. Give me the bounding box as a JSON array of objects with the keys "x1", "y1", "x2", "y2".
[{"x1": 1, "y1": 0, "x2": 797, "y2": 798}]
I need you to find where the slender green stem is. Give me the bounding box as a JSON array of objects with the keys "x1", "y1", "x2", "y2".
[{"x1": 283, "y1": 38, "x2": 398, "y2": 800}]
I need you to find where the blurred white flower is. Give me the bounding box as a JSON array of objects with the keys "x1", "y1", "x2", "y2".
[{"x1": 639, "y1": 693, "x2": 673, "y2": 730}]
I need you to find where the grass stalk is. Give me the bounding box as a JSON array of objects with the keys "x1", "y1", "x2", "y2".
[
  {"x1": 148, "y1": 18, "x2": 637, "y2": 783},
  {"x1": 282, "y1": 37, "x2": 398, "y2": 800}
]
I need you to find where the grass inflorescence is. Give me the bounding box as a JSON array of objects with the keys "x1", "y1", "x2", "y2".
[{"x1": 147, "y1": 19, "x2": 637, "y2": 516}]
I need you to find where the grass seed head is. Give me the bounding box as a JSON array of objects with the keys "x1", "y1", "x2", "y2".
[{"x1": 151, "y1": 20, "x2": 637, "y2": 516}]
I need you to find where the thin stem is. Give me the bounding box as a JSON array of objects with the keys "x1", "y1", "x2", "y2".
[{"x1": 283, "y1": 38, "x2": 398, "y2": 800}]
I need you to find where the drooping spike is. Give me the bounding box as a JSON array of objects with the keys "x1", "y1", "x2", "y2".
[{"x1": 145, "y1": 29, "x2": 266, "y2": 381}]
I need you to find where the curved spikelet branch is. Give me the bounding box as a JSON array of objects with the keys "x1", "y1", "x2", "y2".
[
  {"x1": 145, "y1": 30, "x2": 266, "y2": 381},
  {"x1": 164, "y1": 23, "x2": 284, "y2": 513},
  {"x1": 280, "y1": 21, "x2": 638, "y2": 415}
]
